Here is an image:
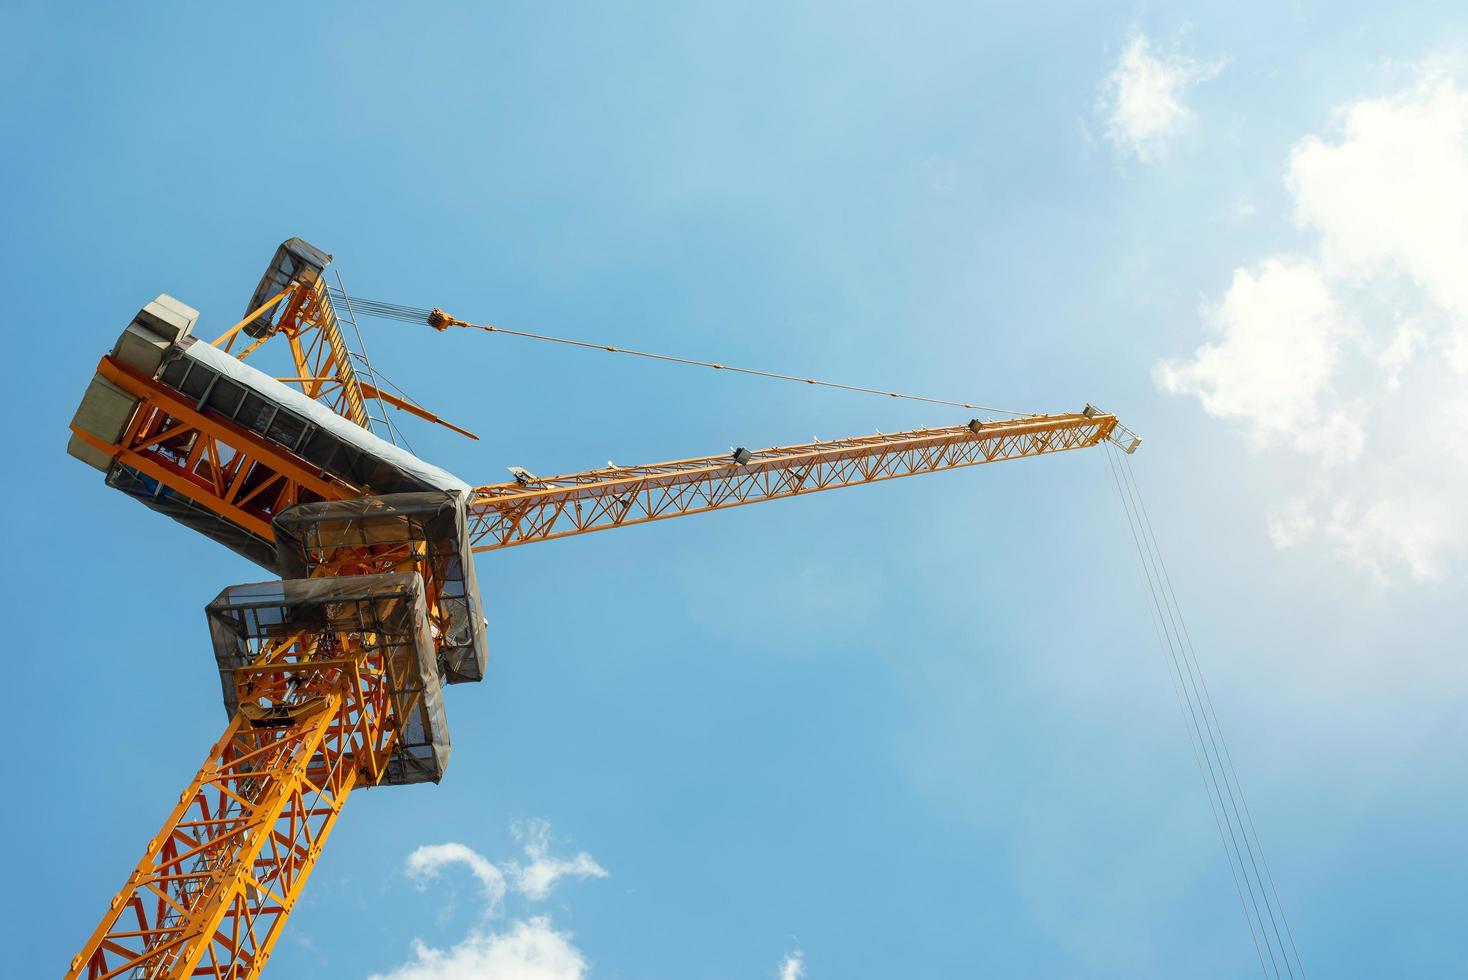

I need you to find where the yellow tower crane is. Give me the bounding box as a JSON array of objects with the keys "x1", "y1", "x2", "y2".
[{"x1": 63, "y1": 239, "x2": 1139, "y2": 980}]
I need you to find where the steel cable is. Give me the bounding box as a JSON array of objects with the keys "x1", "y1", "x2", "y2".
[
  {"x1": 1112, "y1": 447, "x2": 1293, "y2": 980},
  {"x1": 1101, "y1": 441, "x2": 1317, "y2": 978},
  {"x1": 327, "y1": 289, "x2": 1032, "y2": 417},
  {"x1": 1117, "y1": 449, "x2": 1307, "y2": 978},
  {"x1": 1101, "y1": 443, "x2": 1276, "y2": 978}
]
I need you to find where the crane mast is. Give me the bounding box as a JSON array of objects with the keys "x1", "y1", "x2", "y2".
[{"x1": 62, "y1": 239, "x2": 1138, "y2": 980}]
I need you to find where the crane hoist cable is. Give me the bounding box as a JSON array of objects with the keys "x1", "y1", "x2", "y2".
[
  {"x1": 1102, "y1": 442, "x2": 1307, "y2": 980},
  {"x1": 327, "y1": 289, "x2": 1032, "y2": 417},
  {"x1": 1104, "y1": 444, "x2": 1274, "y2": 978}
]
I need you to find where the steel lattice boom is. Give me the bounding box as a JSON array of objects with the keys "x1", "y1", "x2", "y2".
[{"x1": 466, "y1": 414, "x2": 1120, "y2": 551}]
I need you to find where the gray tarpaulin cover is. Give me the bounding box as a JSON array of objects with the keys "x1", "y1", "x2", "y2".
[
  {"x1": 205, "y1": 572, "x2": 451, "y2": 786},
  {"x1": 272, "y1": 492, "x2": 488, "y2": 685},
  {"x1": 164, "y1": 336, "x2": 470, "y2": 497},
  {"x1": 107, "y1": 464, "x2": 281, "y2": 569}
]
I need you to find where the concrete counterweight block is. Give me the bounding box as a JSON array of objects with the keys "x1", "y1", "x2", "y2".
[
  {"x1": 68, "y1": 374, "x2": 138, "y2": 471},
  {"x1": 67, "y1": 292, "x2": 197, "y2": 473},
  {"x1": 134, "y1": 293, "x2": 198, "y2": 344},
  {"x1": 113, "y1": 294, "x2": 198, "y2": 376},
  {"x1": 112, "y1": 322, "x2": 172, "y2": 376}
]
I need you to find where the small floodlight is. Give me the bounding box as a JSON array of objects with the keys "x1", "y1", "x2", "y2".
[{"x1": 731, "y1": 447, "x2": 753, "y2": 465}]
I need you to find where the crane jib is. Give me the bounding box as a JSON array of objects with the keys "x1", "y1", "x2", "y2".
[{"x1": 464, "y1": 414, "x2": 1122, "y2": 552}]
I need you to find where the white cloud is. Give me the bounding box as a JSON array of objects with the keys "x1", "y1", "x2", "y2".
[
  {"x1": 409, "y1": 843, "x2": 509, "y2": 916},
  {"x1": 381, "y1": 825, "x2": 805, "y2": 980},
  {"x1": 777, "y1": 950, "x2": 806, "y2": 980},
  {"x1": 1159, "y1": 72, "x2": 1468, "y2": 583},
  {"x1": 1100, "y1": 33, "x2": 1219, "y2": 162},
  {"x1": 1377, "y1": 319, "x2": 1423, "y2": 391},
  {"x1": 1155, "y1": 258, "x2": 1361, "y2": 462},
  {"x1": 369, "y1": 918, "x2": 587, "y2": 980},
  {"x1": 504, "y1": 820, "x2": 608, "y2": 901},
  {"x1": 375, "y1": 827, "x2": 603, "y2": 980},
  {"x1": 1228, "y1": 198, "x2": 1258, "y2": 223},
  {"x1": 1321, "y1": 494, "x2": 1457, "y2": 585},
  {"x1": 1288, "y1": 80, "x2": 1468, "y2": 324},
  {"x1": 1267, "y1": 497, "x2": 1317, "y2": 551}
]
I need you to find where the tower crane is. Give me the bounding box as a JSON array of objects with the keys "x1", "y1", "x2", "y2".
[{"x1": 63, "y1": 238, "x2": 1139, "y2": 980}]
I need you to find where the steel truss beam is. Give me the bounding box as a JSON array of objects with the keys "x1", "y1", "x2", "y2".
[
  {"x1": 230, "y1": 277, "x2": 371, "y2": 430},
  {"x1": 466, "y1": 413, "x2": 1117, "y2": 551},
  {"x1": 66, "y1": 512, "x2": 439, "y2": 979},
  {"x1": 66, "y1": 644, "x2": 393, "y2": 980},
  {"x1": 72, "y1": 357, "x2": 355, "y2": 541}
]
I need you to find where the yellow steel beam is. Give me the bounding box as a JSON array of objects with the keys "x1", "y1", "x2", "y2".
[
  {"x1": 67, "y1": 686, "x2": 362, "y2": 980},
  {"x1": 466, "y1": 413, "x2": 1116, "y2": 551},
  {"x1": 212, "y1": 286, "x2": 297, "y2": 349}
]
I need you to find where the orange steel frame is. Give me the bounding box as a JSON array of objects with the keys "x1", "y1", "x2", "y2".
[
  {"x1": 64, "y1": 356, "x2": 430, "y2": 978},
  {"x1": 223, "y1": 277, "x2": 371, "y2": 430},
  {"x1": 466, "y1": 413, "x2": 1118, "y2": 551},
  {"x1": 71, "y1": 356, "x2": 355, "y2": 541},
  {"x1": 68, "y1": 638, "x2": 394, "y2": 980},
  {"x1": 68, "y1": 320, "x2": 1120, "y2": 979},
  {"x1": 65, "y1": 524, "x2": 437, "y2": 980}
]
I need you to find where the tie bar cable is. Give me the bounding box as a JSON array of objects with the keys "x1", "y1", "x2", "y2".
[{"x1": 327, "y1": 288, "x2": 1034, "y2": 418}]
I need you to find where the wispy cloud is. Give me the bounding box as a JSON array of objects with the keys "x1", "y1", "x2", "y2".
[
  {"x1": 1099, "y1": 33, "x2": 1221, "y2": 162},
  {"x1": 378, "y1": 822, "x2": 807, "y2": 979},
  {"x1": 373, "y1": 824, "x2": 602, "y2": 980},
  {"x1": 370, "y1": 918, "x2": 587, "y2": 980},
  {"x1": 1155, "y1": 257, "x2": 1364, "y2": 464},
  {"x1": 504, "y1": 820, "x2": 608, "y2": 902},
  {"x1": 1158, "y1": 71, "x2": 1468, "y2": 583},
  {"x1": 408, "y1": 842, "x2": 509, "y2": 916}
]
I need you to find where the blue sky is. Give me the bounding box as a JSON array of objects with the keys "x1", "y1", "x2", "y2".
[{"x1": 4, "y1": 2, "x2": 1468, "y2": 977}]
